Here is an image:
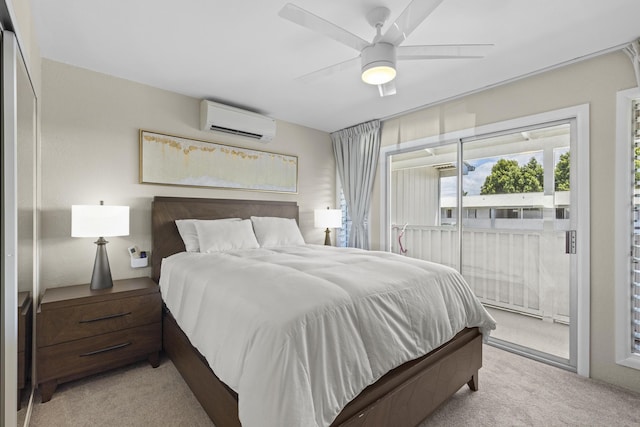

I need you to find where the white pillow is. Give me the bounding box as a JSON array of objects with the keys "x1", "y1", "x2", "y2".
[
  {"x1": 175, "y1": 218, "x2": 240, "y2": 252},
  {"x1": 195, "y1": 219, "x2": 259, "y2": 253},
  {"x1": 250, "y1": 216, "x2": 305, "y2": 248}
]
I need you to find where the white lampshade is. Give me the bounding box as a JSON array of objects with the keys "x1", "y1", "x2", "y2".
[
  {"x1": 314, "y1": 208, "x2": 342, "y2": 229},
  {"x1": 72, "y1": 204, "x2": 130, "y2": 237}
]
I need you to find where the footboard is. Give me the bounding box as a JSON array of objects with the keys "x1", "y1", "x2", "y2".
[{"x1": 334, "y1": 329, "x2": 482, "y2": 426}]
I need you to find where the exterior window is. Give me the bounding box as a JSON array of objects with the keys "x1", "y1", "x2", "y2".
[
  {"x1": 616, "y1": 88, "x2": 640, "y2": 369},
  {"x1": 493, "y1": 208, "x2": 520, "y2": 219},
  {"x1": 523, "y1": 208, "x2": 543, "y2": 219},
  {"x1": 556, "y1": 207, "x2": 570, "y2": 219},
  {"x1": 440, "y1": 208, "x2": 456, "y2": 225},
  {"x1": 631, "y1": 99, "x2": 640, "y2": 355}
]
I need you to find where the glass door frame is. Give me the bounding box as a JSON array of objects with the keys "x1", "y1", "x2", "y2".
[{"x1": 379, "y1": 105, "x2": 590, "y2": 376}]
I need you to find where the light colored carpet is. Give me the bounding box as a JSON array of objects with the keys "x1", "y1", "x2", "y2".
[{"x1": 21, "y1": 345, "x2": 640, "y2": 426}]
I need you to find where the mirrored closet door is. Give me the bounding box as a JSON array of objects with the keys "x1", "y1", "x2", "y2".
[{"x1": 2, "y1": 27, "x2": 38, "y2": 426}]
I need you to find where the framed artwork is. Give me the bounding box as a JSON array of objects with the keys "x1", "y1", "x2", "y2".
[{"x1": 139, "y1": 130, "x2": 298, "y2": 193}]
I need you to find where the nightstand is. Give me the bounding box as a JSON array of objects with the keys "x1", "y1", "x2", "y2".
[
  {"x1": 37, "y1": 277, "x2": 161, "y2": 402},
  {"x1": 18, "y1": 291, "x2": 32, "y2": 410}
]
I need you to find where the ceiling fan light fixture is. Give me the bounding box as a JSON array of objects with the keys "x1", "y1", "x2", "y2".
[
  {"x1": 361, "y1": 43, "x2": 397, "y2": 85},
  {"x1": 362, "y1": 63, "x2": 396, "y2": 85}
]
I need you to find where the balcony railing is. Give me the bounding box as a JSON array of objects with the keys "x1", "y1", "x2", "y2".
[{"x1": 391, "y1": 225, "x2": 570, "y2": 323}]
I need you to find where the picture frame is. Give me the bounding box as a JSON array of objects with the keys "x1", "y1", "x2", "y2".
[{"x1": 139, "y1": 130, "x2": 298, "y2": 194}]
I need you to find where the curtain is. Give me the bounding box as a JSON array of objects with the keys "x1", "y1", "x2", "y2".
[
  {"x1": 332, "y1": 120, "x2": 381, "y2": 249},
  {"x1": 625, "y1": 39, "x2": 640, "y2": 87}
]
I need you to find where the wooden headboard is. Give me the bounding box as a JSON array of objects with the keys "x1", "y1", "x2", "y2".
[{"x1": 151, "y1": 196, "x2": 299, "y2": 283}]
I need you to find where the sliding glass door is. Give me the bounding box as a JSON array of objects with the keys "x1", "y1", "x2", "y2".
[
  {"x1": 385, "y1": 116, "x2": 584, "y2": 372},
  {"x1": 460, "y1": 123, "x2": 574, "y2": 367}
]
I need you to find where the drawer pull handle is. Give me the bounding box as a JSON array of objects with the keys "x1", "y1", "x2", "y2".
[
  {"x1": 79, "y1": 312, "x2": 132, "y2": 323},
  {"x1": 79, "y1": 342, "x2": 131, "y2": 357}
]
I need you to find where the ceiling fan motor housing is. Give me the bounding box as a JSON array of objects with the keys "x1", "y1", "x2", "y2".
[{"x1": 361, "y1": 43, "x2": 397, "y2": 85}]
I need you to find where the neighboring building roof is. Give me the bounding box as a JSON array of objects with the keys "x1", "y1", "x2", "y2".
[{"x1": 441, "y1": 191, "x2": 570, "y2": 208}]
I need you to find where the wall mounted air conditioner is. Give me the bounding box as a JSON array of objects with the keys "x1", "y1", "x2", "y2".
[{"x1": 200, "y1": 100, "x2": 276, "y2": 142}]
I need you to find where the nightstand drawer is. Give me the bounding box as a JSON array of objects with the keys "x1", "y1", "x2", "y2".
[
  {"x1": 38, "y1": 322, "x2": 161, "y2": 382},
  {"x1": 38, "y1": 292, "x2": 161, "y2": 346}
]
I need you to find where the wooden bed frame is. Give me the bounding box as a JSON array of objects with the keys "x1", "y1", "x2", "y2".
[{"x1": 151, "y1": 196, "x2": 483, "y2": 427}]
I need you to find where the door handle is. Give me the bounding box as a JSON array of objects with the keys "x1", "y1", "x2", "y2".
[{"x1": 565, "y1": 230, "x2": 576, "y2": 254}]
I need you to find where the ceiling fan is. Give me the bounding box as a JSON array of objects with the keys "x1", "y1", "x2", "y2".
[{"x1": 278, "y1": 0, "x2": 492, "y2": 97}]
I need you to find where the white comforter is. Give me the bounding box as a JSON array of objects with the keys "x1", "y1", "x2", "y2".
[{"x1": 160, "y1": 245, "x2": 496, "y2": 427}]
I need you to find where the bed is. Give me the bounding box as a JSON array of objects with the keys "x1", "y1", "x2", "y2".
[{"x1": 151, "y1": 196, "x2": 495, "y2": 427}]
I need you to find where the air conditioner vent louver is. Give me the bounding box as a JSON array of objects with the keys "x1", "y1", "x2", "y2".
[
  {"x1": 208, "y1": 125, "x2": 263, "y2": 140},
  {"x1": 200, "y1": 100, "x2": 276, "y2": 143}
]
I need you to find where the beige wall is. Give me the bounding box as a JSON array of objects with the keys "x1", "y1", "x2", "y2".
[
  {"x1": 39, "y1": 59, "x2": 334, "y2": 289},
  {"x1": 371, "y1": 51, "x2": 640, "y2": 393}
]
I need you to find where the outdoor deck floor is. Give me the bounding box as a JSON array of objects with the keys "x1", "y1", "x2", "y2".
[{"x1": 485, "y1": 306, "x2": 570, "y2": 360}]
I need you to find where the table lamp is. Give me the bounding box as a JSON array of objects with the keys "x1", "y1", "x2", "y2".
[
  {"x1": 72, "y1": 201, "x2": 129, "y2": 290},
  {"x1": 314, "y1": 207, "x2": 342, "y2": 246}
]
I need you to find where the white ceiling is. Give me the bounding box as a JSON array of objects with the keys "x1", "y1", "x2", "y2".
[{"x1": 29, "y1": 0, "x2": 640, "y2": 133}]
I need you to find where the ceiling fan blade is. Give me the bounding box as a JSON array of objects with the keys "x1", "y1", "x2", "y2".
[
  {"x1": 279, "y1": 3, "x2": 369, "y2": 52},
  {"x1": 296, "y1": 56, "x2": 361, "y2": 84},
  {"x1": 381, "y1": 0, "x2": 445, "y2": 46},
  {"x1": 378, "y1": 81, "x2": 397, "y2": 97},
  {"x1": 397, "y1": 44, "x2": 493, "y2": 60}
]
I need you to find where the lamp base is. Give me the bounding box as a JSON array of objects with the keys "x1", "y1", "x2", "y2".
[
  {"x1": 90, "y1": 237, "x2": 114, "y2": 290},
  {"x1": 324, "y1": 228, "x2": 332, "y2": 246}
]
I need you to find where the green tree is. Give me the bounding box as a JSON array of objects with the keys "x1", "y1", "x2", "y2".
[
  {"x1": 520, "y1": 157, "x2": 544, "y2": 192},
  {"x1": 480, "y1": 157, "x2": 544, "y2": 195},
  {"x1": 480, "y1": 159, "x2": 521, "y2": 194},
  {"x1": 554, "y1": 151, "x2": 570, "y2": 191}
]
